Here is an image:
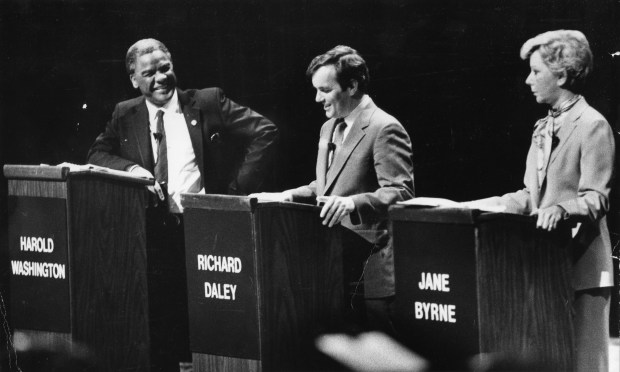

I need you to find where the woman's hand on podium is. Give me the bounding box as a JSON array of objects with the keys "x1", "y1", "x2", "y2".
[
  {"x1": 248, "y1": 191, "x2": 293, "y2": 202},
  {"x1": 129, "y1": 166, "x2": 165, "y2": 201}
]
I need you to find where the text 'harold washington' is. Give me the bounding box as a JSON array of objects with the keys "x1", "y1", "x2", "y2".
[
  {"x1": 197, "y1": 255, "x2": 241, "y2": 301},
  {"x1": 11, "y1": 236, "x2": 66, "y2": 279}
]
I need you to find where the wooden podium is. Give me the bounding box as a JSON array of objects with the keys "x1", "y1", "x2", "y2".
[
  {"x1": 389, "y1": 206, "x2": 573, "y2": 370},
  {"x1": 181, "y1": 194, "x2": 344, "y2": 372},
  {"x1": 3, "y1": 164, "x2": 180, "y2": 371}
]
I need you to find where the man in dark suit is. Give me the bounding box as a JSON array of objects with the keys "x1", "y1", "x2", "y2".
[
  {"x1": 252, "y1": 45, "x2": 414, "y2": 334},
  {"x1": 88, "y1": 38, "x2": 278, "y2": 209},
  {"x1": 87, "y1": 38, "x2": 278, "y2": 368}
]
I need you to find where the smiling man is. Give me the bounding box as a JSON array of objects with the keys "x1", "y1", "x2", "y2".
[
  {"x1": 87, "y1": 38, "x2": 278, "y2": 369},
  {"x1": 251, "y1": 45, "x2": 414, "y2": 334},
  {"x1": 89, "y1": 38, "x2": 278, "y2": 211}
]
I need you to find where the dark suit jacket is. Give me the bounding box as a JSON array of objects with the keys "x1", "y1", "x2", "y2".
[
  {"x1": 498, "y1": 98, "x2": 615, "y2": 291},
  {"x1": 290, "y1": 97, "x2": 415, "y2": 298},
  {"x1": 88, "y1": 88, "x2": 278, "y2": 195}
]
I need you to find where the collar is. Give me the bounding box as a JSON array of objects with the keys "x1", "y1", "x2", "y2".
[
  {"x1": 145, "y1": 90, "x2": 180, "y2": 121},
  {"x1": 341, "y1": 94, "x2": 371, "y2": 127},
  {"x1": 549, "y1": 94, "x2": 581, "y2": 118}
]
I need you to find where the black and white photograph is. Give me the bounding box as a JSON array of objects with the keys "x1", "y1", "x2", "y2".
[{"x1": 0, "y1": 0, "x2": 618, "y2": 371}]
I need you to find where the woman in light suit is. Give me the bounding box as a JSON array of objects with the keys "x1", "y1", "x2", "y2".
[{"x1": 466, "y1": 30, "x2": 615, "y2": 371}]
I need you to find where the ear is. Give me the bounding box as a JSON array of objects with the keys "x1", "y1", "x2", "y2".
[
  {"x1": 130, "y1": 74, "x2": 139, "y2": 89},
  {"x1": 556, "y1": 70, "x2": 568, "y2": 87},
  {"x1": 347, "y1": 79, "x2": 359, "y2": 96}
]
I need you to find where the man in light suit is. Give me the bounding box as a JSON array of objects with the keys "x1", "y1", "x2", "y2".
[
  {"x1": 87, "y1": 38, "x2": 278, "y2": 369},
  {"x1": 252, "y1": 45, "x2": 414, "y2": 333},
  {"x1": 465, "y1": 30, "x2": 615, "y2": 372}
]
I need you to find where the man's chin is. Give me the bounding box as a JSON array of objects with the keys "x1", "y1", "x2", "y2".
[{"x1": 148, "y1": 91, "x2": 174, "y2": 106}]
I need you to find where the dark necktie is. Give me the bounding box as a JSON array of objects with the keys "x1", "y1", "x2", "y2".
[
  {"x1": 328, "y1": 118, "x2": 347, "y2": 168},
  {"x1": 153, "y1": 109, "x2": 168, "y2": 184}
]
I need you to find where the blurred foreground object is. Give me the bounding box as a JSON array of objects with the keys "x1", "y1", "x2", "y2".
[{"x1": 316, "y1": 331, "x2": 428, "y2": 372}]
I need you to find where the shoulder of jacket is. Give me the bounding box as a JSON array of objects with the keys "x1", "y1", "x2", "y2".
[
  {"x1": 367, "y1": 106, "x2": 403, "y2": 130},
  {"x1": 115, "y1": 95, "x2": 144, "y2": 115},
  {"x1": 581, "y1": 105, "x2": 607, "y2": 123},
  {"x1": 191, "y1": 87, "x2": 224, "y2": 101}
]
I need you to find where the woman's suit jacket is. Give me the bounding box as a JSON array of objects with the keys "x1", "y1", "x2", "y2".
[
  {"x1": 498, "y1": 98, "x2": 615, "y2": 291},
  {"x1": 289, "y1": 97, "x2": 415, "y2": 298}
]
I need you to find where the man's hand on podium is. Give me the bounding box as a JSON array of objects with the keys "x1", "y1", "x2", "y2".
[
  {"x1": 248, "y1": 191, "x2": 293, "y2": 202},
  {"x1": 318, "y1": 195, "x2": 355, "y2": 227},
  {"x1": 129, "y1": 166, "x2": 165, "y2": 201}
]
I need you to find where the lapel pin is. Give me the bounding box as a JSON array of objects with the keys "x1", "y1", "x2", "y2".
[{"x1": 191, "y1": 119, "x2": 198, "y2": 126}]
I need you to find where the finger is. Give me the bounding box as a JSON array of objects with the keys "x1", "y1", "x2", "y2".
[
  {"x1": 536, "y1": 213, "x2": 544, "y2": 228},
  {"x1": 323, "y1": 204, "x2": 338, "y2": 226},
  {"x1": 327, "y1": 208, "x2": 341, "y2": 227},
  {"x1": 537, "y1": 212, "x2": 550, "y2": 230},
  {"x1": 154, "y1": 182, "x2": 165, "y2": 201},
  {"x1": 545, "y1": 214, "x2": 553, "y2": 231},
  {"x1": 548, "y1": 215, "x2": 559, "y2": 231},
  {"x1": 320, "y1": 197, "x2": 336, "y2": 218},
  {"x1": 146, "y1": 185, "x2": 156, "y2": 195},
  {"x1": 329, "y1": 204, "x2": 348, "y2": 227}
]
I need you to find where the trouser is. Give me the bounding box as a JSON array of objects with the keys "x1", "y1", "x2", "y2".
[
  {"x1": 574, "y1": 287, "x2": 611, "y2": 372},
  {"x1": 146, "y1": 208, "x2": 191, "y2": 369}
]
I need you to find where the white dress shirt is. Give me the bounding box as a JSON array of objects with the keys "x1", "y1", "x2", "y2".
[{"x1": 145, "y1": 91, "x2": 203, "y2": 213}]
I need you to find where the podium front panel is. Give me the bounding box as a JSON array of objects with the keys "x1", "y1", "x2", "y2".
[
  {"x1": 7, "y1": 195, "x2": 70, "y2": 332},
  {"x1": 392, "y1": 217, "x2": 479, "y2": 363},
  {"x1": 184, "y1": 208, "x2": 260, "y2": 359}
]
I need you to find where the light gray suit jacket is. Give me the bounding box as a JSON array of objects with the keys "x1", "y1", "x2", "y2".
[
  {"x1": 498, "y1": 98, "x2": 615, "y2": 291},
  {"x1": 290, "y1": 97, "x2": 414, "y2": 298}
]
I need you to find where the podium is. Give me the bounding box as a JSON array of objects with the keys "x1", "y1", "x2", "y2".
[
  {"x1": 181, "y1": 194, "x2": 344, "y2": 372},
  {"x1": 3, "y1": 164, "x2": 179, "y2": 371},
  {"x1": 390, "y1": 206, "x2": 573, "y2": 370}
]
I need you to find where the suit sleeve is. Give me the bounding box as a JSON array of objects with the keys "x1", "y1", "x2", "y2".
[
  {"x1": 498, "y1": 144, "x2": 537, "y2": 214},
  {"x1": 289, "y1": 181, "x2": 317, "y2": 203},
  {"x1": 288, "y1": 123, "x2": 327, "y2": 203},
  {"x1": 216, "y1": 88, "x2": 279, "y2": 194},
  {"x1": 87, "y1": 104, "x2": 137, "y2": 171},
  {"x1": 350, "y1": 122, "x2": 415, "y2": 223},
  {"x1": 556, "y1": 120, "x2": 615, "y2": 221}
]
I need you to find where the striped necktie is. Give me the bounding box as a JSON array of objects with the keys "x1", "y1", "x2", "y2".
[
  {"x1": 328, "y1": 118, "x2": 347, "y2": 168},
  {"x1": 153, "y1": 109, "x2": 168, "y2": 184}
]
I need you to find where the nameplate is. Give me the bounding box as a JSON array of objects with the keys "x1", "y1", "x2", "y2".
[{"x1": 8, "y1": 196, "x2": 71, "y2": 332}]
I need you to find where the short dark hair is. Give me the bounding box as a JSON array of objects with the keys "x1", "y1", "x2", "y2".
[
  {"x1": 125, "y1": 38, "x2": 172, "y2": 75},
  {"x1": 520, "y1": 30, "x2": 593, "y2": 93},
  {"x1": 306, "y1": 45, "x2": 369, "y2": 94}
]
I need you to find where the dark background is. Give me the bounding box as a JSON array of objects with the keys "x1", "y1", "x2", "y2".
[{"x1": 0, "y1": 0, "x2": 619, "y2": 364}]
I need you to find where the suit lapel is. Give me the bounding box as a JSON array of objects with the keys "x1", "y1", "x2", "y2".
[
  {"x1": 316, "y1": 119, "x2": 337, "y2": 195},
  {"x1": 128, "y1": 99, "x2": 154, "y2": 171},
  {"x1": 324, "y1": 106, "x2": 372, "y2": 193},
  {"x1": 536, "y1": 97, "x2": 586, "y2": 205},
  {"x1": 178, "y1": 90, "x2": 204, "y2": 179},
  {"x1": 548, "y1": 98, "x2": 586, "y2": 166}
]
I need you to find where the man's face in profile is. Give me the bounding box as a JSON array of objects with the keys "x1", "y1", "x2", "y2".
[
  {"x1": 312, "y1": 64, "x2": 354, "y2": 119},
  {"x1": 131, "y1": 49, "x2": 177, "y2": 106}
]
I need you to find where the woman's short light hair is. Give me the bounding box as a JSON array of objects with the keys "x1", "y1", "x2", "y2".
[{"x1": 520, "y1": 30, "x2": 593, "y2": 93}]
